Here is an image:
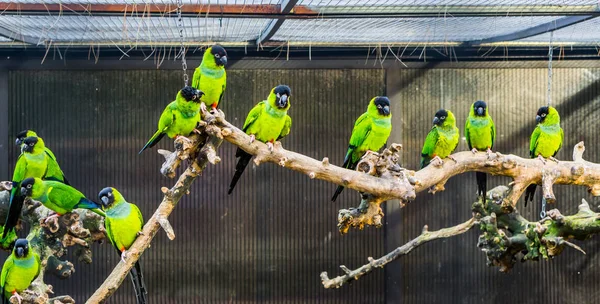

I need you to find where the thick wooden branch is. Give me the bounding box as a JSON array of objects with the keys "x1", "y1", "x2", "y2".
[
  {"x1": 86, "y1": 109, "x2": 223, "y2": 304},
  {"x1": 321, "y1": 218, "x2": 476, "y2": 288}
]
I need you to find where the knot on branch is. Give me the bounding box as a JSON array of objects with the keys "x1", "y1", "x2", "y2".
[
  {"x1": 337, "y1": 194, "x2": 385, "y2": 234},
  {"x1": 47, "y1": 256, "x2": 75, "y2": 279},
  {"x1": 541, "y1": 169, "x2": 559, "y2": 204}
]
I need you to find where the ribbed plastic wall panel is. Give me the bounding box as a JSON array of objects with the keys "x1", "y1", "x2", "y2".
[{"x1": 5, "y1": 68, "x2": 386, "y2": 303}]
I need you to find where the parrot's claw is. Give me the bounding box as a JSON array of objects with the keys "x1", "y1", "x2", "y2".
[
  {"x1": 176, "y1": 135, "x2": 193, "y2": 144},
  {"x1": 471, "y1": 148, "x2": 478, "y2": 154},
  {"x1": 267, "y1": 142, "x2": 274, "y2": 152},
  {"x1": 121, "y1": 250, "x2": 130, "y2": 263},
  {"x1": 486, "y1": 148, "x2": 493, "y2": 158},
  {"x1": 537, "y1": 154, "x2": 547, "y2": 165},
  {"x1": 44, "y1": 213, "x2": 60, "y2": 224},
  {"x1": 249, "y1": 135, "x2": 255, "y2": 144},
  {"x1": 192, "y1": 128, "x2": 202, "y2": 135},
  {"x1": 200, "y1": 102, "x2": 208, "y2": 112},
  {"x1": 447, "y1": 155, "x2": 457, "y2": 163},
  {"x1": 11, "y1": 291, "x2": 22, "y2": 304},
  {"x1": 549, "y1": 156, "x2": 559, "y2": 163},
  {"x1": 431, "y1": 156, "x2": 444, "y2": 168},
  {"x1": 136, "y1": 231, "x2": 144, "y2": 237}
]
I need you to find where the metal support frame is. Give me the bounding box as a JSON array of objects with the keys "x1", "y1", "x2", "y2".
[
  {"x1": 255, "y1": 0, "x2": 298, "y2": 45},
  {"x1": 0, "y1": 26, "x2": 38, "y2": 45},
  {"x1": 466, "y1": 15, "x2": 598, "y2": 46}
]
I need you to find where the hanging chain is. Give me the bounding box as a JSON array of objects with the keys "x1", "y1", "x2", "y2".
[
  {"x1": 547, "y1": 31, "x2": 554, "y2": 107},
  {"x1": 540, "y1": 31, "x2": 554, "y2": 219},
  {"x1": 176, "y1": 0, "x2": 188, "y2": 86}
]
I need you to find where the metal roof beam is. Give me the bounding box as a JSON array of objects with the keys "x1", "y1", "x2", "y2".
[
  {"x1": 466, "y1": 15, "x2": 598, "y2": 46},
  {"x1": 0, "y1": 26, "x2": 38, "y2": 45},
  {"x1": 256, "y1": 0, "x2": 298, "y2": 45}
]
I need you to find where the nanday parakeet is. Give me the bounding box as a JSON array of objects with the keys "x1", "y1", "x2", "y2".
[
  {"x1": 139, "y1": 86, "x2": 204, "y2": 154},
  {"x1": 331, "y1": 96, "x2": 392, "y2": 202},
  {"x1": 420, "y1": 109, "x2": 459, "y2": 169},
  {"x1": 465, "y1": 100, "x2": 496, "y2": 198},
  {"x1": 1, "y1": 238, "x2": 40, "y2": 304},
  {"x1": 99, "y1": 187, "x2": 147, "y2": 304},
  {"x1": 20, "y1": 177, "x2": 105, "y2": 220},
  {"x1": 524, "y1": 106, "x2": 564, "y2": 206},
  {"x1": 15, "y1": 130, "x2": 57, "y2": 161},
  {"x1": 3, "y1": 135, "x2": 69, "y2": 239},
  {"x1": 228, "y1": 85, "x2": 292, "y2": 194},
  {"x1": 192, "y1": 45, "x2": 227, "y2": 110}
]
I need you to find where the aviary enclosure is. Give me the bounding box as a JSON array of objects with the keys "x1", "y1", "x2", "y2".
[{"x1": 1, "y1": 1, "x2": 600, "y2": 303}]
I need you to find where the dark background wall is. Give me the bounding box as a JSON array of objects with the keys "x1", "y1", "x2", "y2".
[{"x1": 2, "y1": 60, "x2": 600, "y2": 303}]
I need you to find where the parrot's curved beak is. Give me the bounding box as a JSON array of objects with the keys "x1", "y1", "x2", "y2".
[
  {"x1": 16, "y1": 247, "x2": 24, "y2": 257},
  {"x1": 219, "y1": 56, "x2": 228, "y2": 66},
  {"x1": 381, "y1": 105, "x2": 390, "y2": 115},
  {"x1": 276, "y1": 95, "x2": 288, "y2": 108},
  {"x1": 101, "y1": 196, "x2": 110, "y2": 206},
  {"x1": 15, "y1": 138, "x2": 23, "y2": 146},
  {"x1": 433, "y1": 117, "x2": 441, "y2": 125},
  {"x1": 21, "y1": 187, "x2": 29, "y2": 196},
  {"x1": 536, "y1": 115, "x2": 542, "y2": 123},
  {"x1": 476, "y1": 107, "x2": 484, "y2": 116}
]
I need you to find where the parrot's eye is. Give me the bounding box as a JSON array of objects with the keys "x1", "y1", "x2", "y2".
[
  {"x1": 27, "y1": 184, "x2": 32, "y2": 188},
  {"x1": 215, "y1": 54, "x2": 221, "y2": 58},
  {"x1": 441, "y1": 116, "x2": 446, "y2": 119},
  {"x1": 542, "y1": 113, "x2": 546, "y2": 117},
  {"x1": 377, "y1": 105, "x2": 382, "y2": 108},
  {"x1": 29, "y1": 143, "x2": 34, "y2": 146}
]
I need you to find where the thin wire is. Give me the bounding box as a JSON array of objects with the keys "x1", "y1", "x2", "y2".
[
  {"x1": 176, "y1": 0, "x2": 188, "y2": 86},
  {"x1": 541, "y1": 30, "x2": 554, "y2": 219}
]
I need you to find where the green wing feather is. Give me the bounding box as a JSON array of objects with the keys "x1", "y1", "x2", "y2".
[
  {"x1": 490, "y1": 119, "x2": 496, "y2": 149},
  {"x1": 278, "y1": 115, "x2": 292, "y2": 140},
  {"x1": 34, "y1": 254, "x2": 41, "y2": 278},
  {"x1": 191, "y1": 67, "x2": 201, "y2": 89},
  {"x1": 104, "y1": 216, "x2": 118, "y2": 250},
  {"x1": 420, "y1": 126, "x2": 439, "y2": 168},
  {"x1": 465, "y1": 119, "x2": 472, "y2": 150},
  {"x1": 12, "y1": 156, "x2": 26, "y2": 183},
  {"x1": 529, "y1": 126, "x2": 541, "y2": 158},
  {"x1": 47, "y1": 183, "x2": 84, "y2": 211},
  {"x1": 0, "y1": 256, "x2": 13, "y2": 292},
  {"x1": 44, "y1": 152, "x2": 68, "y2": 184},
  {"x1": 44, "y1": 148, "x2": 57, "y2": 161},
  {"x1": 242, "y1": 102, "x2": 265, "y2": 132},
  {"x1": 343, "y1": 113, "x2": 371, "y2": 167}
]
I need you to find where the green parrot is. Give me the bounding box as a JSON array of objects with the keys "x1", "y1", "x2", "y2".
[
  {"x1": 139, "y1": 86, "x2": 204, "y2": 154},
  {"x1": 331, "y1": 96, "x2": 392, "y2": 202},
  {"x1": 98, "y1": 187, "x2": 147, "y2": 304},
  {"x1": 3, "y1": 136, "x2": 69, "y2": 239},
  {"x1": 228, "y1": 85, "x2": 292, "y2": 194},
  {"x1": 15, "y1": 130, "x2": 56, "y2": 161},
  {"x1": 191, "y1": 45, "x2": 227, "y2": 110},
  {"x1": 465, "y1": 100, "x2": 496, "y2": 198},
  {"x1": 1, "y1": 238, "x2": 40, "y2": 304},
  {"x1": 524, "y1": 106, "x2": 564, "y2": 206},
  {"x1": 20, "y1": 177, "x2": 105, "y2": 220},
  {"x1": 420, "y1": 109, "x2": 459, "y2": 169}
]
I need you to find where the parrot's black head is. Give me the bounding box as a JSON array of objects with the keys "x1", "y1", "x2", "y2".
[
  {"x1": 536, "y1": 106, "x2": 549, "y2": 123},
  {"x1": 473, "y1": 100, "x2": 487, "y2": 116},
  {"x1": 98, "y1": 187, "x2": 115, "y2": 208},
  {"x1": 211, "y1": 45, "x2": 228, "y2": 66},
  {"x1": 15, "y1": 130, "x2": 30, "y2": 146},
  {"x1": 22, "y1": 136, "x2": 38, "y2": 153},
  {"x1": 180, "y1": 86, "x2": 204, "y2": 103},
  {"x1": 14, "y1": 238, "x2": 29, "y2": 258},
  {"x1": 374, "y1": 97, "x2": 391, "y2": 116},
  {"x1": 20, "y1": 177, "x2": 35, "y2": 197},
  {"x1": 433, "y1": 109, "x2": 448, "y2": 126},
  {"x1": 274, "y1": 85, "x2": 291, "y2": 109}
]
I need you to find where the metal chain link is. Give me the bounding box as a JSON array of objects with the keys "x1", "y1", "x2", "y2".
[
  {"x1": 176, "y1": 0, "x2": 188, "y2": 86},
  {"x1": 540, "y1": 31, "x2": 554, "y2": 219}
]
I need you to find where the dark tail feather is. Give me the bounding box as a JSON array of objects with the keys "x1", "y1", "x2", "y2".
[
  {"x1": 3, "y1": 187, "x2": 24, "y2": 239},
  {"x1": 524, "y1": 184, "x2": 537, "y2": 207},
  {"x1": 139, "y1": 132, "x2": 165, "y2": 154},
  {"x1": 228, "y1": 148, "x2": 252, "y2": 194},
  {"x1": 331, "y1": 186, "x2": 345, "y2": 202},
  {"x1": 75, "y1": 198, "x2": 102, "y2": 210},
  {"x1": 475, "y1": 172, "x2": 487, "y2": 199},
  {"x1": 129, "y1": 260, "x2": 148, "y2": 304}
]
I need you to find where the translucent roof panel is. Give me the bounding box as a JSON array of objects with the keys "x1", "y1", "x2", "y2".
[
  {"x1": 518, "y1": 18, "x2": 600, "y2": 43},
  {"x1": 7, "y1": 0, "x2": 281, "y2": 4},
  {"x1": 0, "y1": 36, "x2": 13, "y2": 42},
  {"x1": 0, "y1": 15, "x2": 272, "y2": 43},
  {"x1": 299, "y1": 0, "x2": 599, "y2": 14},
  {"x1": 272, "y1": 16, "x2": 560, "y2": 43}
]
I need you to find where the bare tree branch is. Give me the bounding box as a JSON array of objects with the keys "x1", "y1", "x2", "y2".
[{"x1": 321, "y1": 217, "x2": 477, "y2": 288}]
